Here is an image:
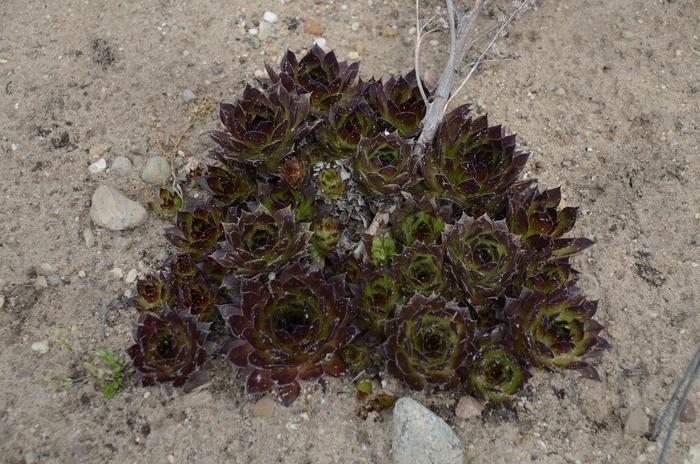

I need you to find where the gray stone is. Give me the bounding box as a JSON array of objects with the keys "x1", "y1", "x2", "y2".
[
  {"x1": 31, "y1": 340, "x2": 49, "y2": 354},
  {"x1": 23, "y1": 451, "x2": 38, "y2": 464},
  {"x1": 90, "y1": 185, "x2": 147, "y2": 231},
  {"x1": 263, "y1": 11, "x2": 279, "y2": 23},
  {"x1": 258, "y1": 21, "x2": 277, "y2": 40},
  {"x1": 141, "y1": 156, "x2": 171, "y2": 185},
  {"x1": 688, "y1": 445, "x2": 700, "y2": 464},
  {"x1": 83, "y1": 228, "x2": 96, "y2": 247},
  {"x1": 624, "y1": 407, "x2": 649, "y2": 436},
  {"x1": 392, "y1": 397, "x2": 463, "y2": 464},
  {"x1": 111, "y1": 156, "x2": 133, "y2": 174},
  {"x1": 181, "y1": 89, "x2": 196, "y2": 103}
]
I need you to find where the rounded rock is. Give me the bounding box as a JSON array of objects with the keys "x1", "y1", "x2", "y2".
[
  {"x1": 110, "y1": 156, "x2": 133, "y2": 174},
  {"x1": 90, "y1": 185, "x2": 147, "y2": 231},
  {"x1": 263, "y1": 11, "x2": 279, "y2": 23},
  {"x1": 392, "y1": 397, "x2": 463, "y2": 464},
  {"x1": 181, "y1": 89, "x2": 196, "y2": 103},
  {"x1": 141, "y1": 156, "x2": 171, "y2": 185},
  {"x1": 624, "y1": 407, "x2": 649, "y2": 436}
]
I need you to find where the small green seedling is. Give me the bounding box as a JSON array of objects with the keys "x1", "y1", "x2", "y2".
[{"x1": 84, "y1": 350, "x2": 133, "y2": 399}]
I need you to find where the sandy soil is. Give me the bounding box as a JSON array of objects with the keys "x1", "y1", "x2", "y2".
[{"x1": 1, "y1": 0, "x2": 699, "y2": 463}]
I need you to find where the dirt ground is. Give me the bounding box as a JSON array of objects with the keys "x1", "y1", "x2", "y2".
[{"x1": 1, "y1": 0, "x2": 699, "y2": 463}]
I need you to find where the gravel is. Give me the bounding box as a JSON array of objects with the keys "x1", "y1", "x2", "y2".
[
  {"x1": 392, "y1": 397, "x2": 463, "y2": 464},
  {"x1": 90, "y1": 185, "x2": 147, "y2": 231}
]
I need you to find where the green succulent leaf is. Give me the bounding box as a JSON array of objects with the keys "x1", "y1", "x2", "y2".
[
  {"x1": 148, "y1": 187, "x2": 183, "y2": 222},
  {"x1": 392, "y1": 194, "x2": 451, "y2": 246}
]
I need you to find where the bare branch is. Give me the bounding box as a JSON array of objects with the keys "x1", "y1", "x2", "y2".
[
  {"x1": 446, "y1": 0, "x2": 528, "y2": 111},
  {"x1": 414, "y1": 0, "x2": 429, "y2": 107}
]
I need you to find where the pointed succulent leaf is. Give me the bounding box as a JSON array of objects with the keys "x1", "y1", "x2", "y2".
[
  {"x1": 221, "y1": 262, "x2": 357, "y2": 405},
  {"x1": 443, "y1": 214, "x2": 522, "y2": 308},
  {"x1": 174, "y1": 275, "x2": 220, "y2": 322},
  {"x1": 257, "y1": 177, "x2": 316, "y2": 221},
  {"x1": 212, "y1": 205, "x2": 311, "y2": 278},
  {"x1": 383, "y1": 294, "x2": 475, "y2": 391},
  {"x1": 127, "y1": 309, "x2": 211, "y2": 391},
  {"x1": 354, "y1": 133, "x2": 418, "y2": 196}
]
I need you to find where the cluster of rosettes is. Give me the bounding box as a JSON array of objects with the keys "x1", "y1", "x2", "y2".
[{"x1": 127, "y1": 45, "x2": 608, "y2": 406}]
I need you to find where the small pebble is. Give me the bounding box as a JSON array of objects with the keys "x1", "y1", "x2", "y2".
[
  {"x1": 88, "y1": 158, "x2": 107, "y2": 175},
  {"x1": 78, "y1": 270, "x2": 87, "y2": 278},
  {"x1": 263, "y1": 11, "x2": 279, "y2": 23},
  {"x1": 144, "y1": 391, "x2": 151, "y2": 399},
  {"x1": 181, "y1": 89, "x2": 196, "y2": 103},
  {"x1": 252, "y1": 396, "x2": 276, "y2": 417},
  {"x1": 624, "y1": 407, "x2": 649, "y2": 436},
  {"x1": 355, "y1": 42, "x2": 365, "y2": 54},
  {"x1": 680, "y1": 400, "x2": 697, "y2": 423},
  {"x1": 31, "y1": 340, "x2": 50, "y2": 354},
  {"x1": 258, "y1": 21, "x2": 277, "y2": 40},
  {"x1": 554, "y1": 87, "x2": 566, "y2": 96},
  {"x1": 455, "y1": 396, "x2": 484, "y2": 419},
  {"x1": 351, "y1": 22, "x2": 360, "y2": 32},
  {"x1": 314, "y1": 37, "x2": 328, "y2": 51},
  {"x1": 35, "y1": 275, "x2": 49, "y2": 289},
  {"x1": 304, "y1": 18, "x2": 325, "y2": 36},
  {"x1": 39, "y1": 263, "x2": 55, "y2": 275},
  {"x1": 23, "y1": 451, "x2": 38, "y2": 464},
  {"x1": 688, "y1": 445, "x2": 700, "y2": 464},
  {"x1": 83, "y1": 228, "x2": 96, "y2": 247},
  {"x1": 348, "y1": 51, "x2": 360, "y2": 60},
  {"x1": 381, "y1": 25, "x2": 397, "y2": 37},
  {"x1": 11, "y1": 143, "x2": 18, "y2": 151},
  {"x1": 248, "y1": 28, "x2": 259, "y2": 36},
  {"x1": 621, "y1": 30, "x2": 635, "y2": 40},
  {"x1": 109, "y1": 268, "x2": 124, "y2": 279},
  {"x1": 110, "y1": 156, "x2": 132, "y2": 174},
  {"x1": 89, "y1": 144, "x2": 110, "y2": 158},
  {"x1": 167, "y1": 455, "x2": 175, "y2": 464},
  {"x1": 141, "y1": 156, "x2": 171, "y2": 185},
  {"x1": 125, "y1": 268, "x2": 138, "y2": 284}
]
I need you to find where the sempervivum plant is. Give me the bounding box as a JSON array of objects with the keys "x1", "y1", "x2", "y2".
[{"x1": 124, "y1": 45, "x2": 607, "y2": 408}]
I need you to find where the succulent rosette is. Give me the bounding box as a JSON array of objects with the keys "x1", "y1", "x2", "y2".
[
  {"x1": 354, "y1": 134, "x2": 417, "y2": 196},
  {"x1": 127, "y1": 309, "x2": 211, "y2": 391},
  {"x1": 164, "y1": 201, "x2": 224, "y2": 256},
  {"x1": 221, "y1": 263, "x2": 357, "y2": 405},
  {"x1": 396, "y1": 243, "x2": 450, "y2": 295},
  {"x1": 504, "y1": 288, "x2": 609, "y2": 379},
  {"x1": 391, "y1": 194, "x2": 451, "y2": 246},
  {"x1": 167, "y1": 254, "x2": 199, "y2": 283},
  {"x1": 525, "y1": 259, "x2": 577, "y2": 293},
  {"x1": 257, "y1": 177, "x2": 316, "y2": 221},
  {"x1": 316, "y1": 166, "x2": 348, "y2": 199},
  {"x1": 148, "y1": 187, "x2": 183, "y2": 221},
  {"x1": 212, "y1": 205, "x2": 311, "y2": 278},
  {"x1": 354, "y1": 267, "x2": 404, "y2": 338},
  {"x1": 468, "y1": 344, "x2": 529, "y2": 402},
  {"x1": 310, "y1": 215, "x2": 341, "y2": 261},
  {"x1": 315, "y1": 97, "x2": 382, "y2": 160},
  {"x1": 197, "y1": 165, "x2": 253, "y2": 206},
  {"x1": 211, "y1": 84, "x2": 313, "y2": 170},
  {"x1": 368, "y1": 70, "x2": 428, "y2": 136},
  {"x1": 266, "y1": 45, "x2": 360, "y2": 112},
  {"x1": 383, "y1": 294, "x2": 475, "y2": 391},
  {"x1": 443, "y1": 214, "x2": 521, "y2": 308},
  {"x1": 174, "y1": 275, "x2": 220, "y2": 322},
  {"x1": 424, "y1": 105, "x2": 529, "y2": 206},
  {"x1": 133, "y1": 273, "x2": 172, "y2": 312}
]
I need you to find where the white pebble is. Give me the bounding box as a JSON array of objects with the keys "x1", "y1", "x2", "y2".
[
  {"x1": 11, "y1": 143, "x2": 18, "y2": 151},
  {"x1": 263, "y1": 11, "x2": 279, "y2": 23},
  {"x1": 125, "y1": 268, "x2": 138, "y2": 284},
  {"x1": 314, "y1": 37, "x2": 328, "y2": 50},
  {"x1": 110, "y1": 268, "x2": 124, "y2": 279},
  {"x1": 351, "y1": 22, "x2": 360, "y2": 32},
  {"x1": 31, "y1": 340, "x2": 50, "y2": 354},
  {"x1": 248, "y1": 28, "x2": 259, "y2": 36},
  {"x1": 88, "y1": 158, "x2": 107, "y2": 174}
]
